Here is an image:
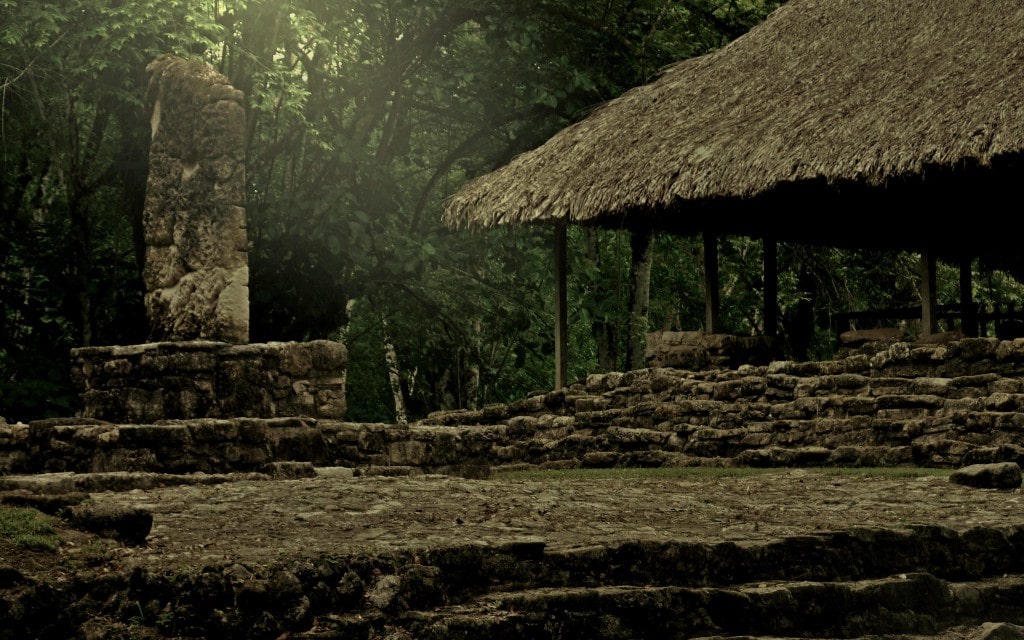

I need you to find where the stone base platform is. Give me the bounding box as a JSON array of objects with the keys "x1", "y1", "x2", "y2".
[
  {"x1": 3, "y1": 470, "x2": 1024, "y2": 639},
  {"x1": 645, "y1": 331, "x2": 784, "y2": 369},
  {"x1": 70, "y1": 340, "x2": 347, "y2": 422}
]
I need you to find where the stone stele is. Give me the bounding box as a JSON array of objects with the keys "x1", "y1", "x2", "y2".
[{"x1": 142, "y1": 55, "x2": 249, "y2": 343}]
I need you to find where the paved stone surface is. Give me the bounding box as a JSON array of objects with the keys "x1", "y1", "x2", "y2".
[{"x1": 71, "y1": 468, "x2": 1024, "y2": 571}]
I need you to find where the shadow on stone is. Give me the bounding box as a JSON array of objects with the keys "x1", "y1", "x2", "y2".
[{"x1": 67, "y1": 502, "x2": 153, "y2": 546}]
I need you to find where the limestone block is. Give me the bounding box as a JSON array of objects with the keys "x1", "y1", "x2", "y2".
[
  {"x1": 278, "y1": 343, "x2": 314, "y2": 376},
  {"x1": 145, "y1": 266, "x2": 249, "y2": 343},
  {"x1": 838, "y1": 327, "x2": 907, "y2": 347},
  {"x1": 388, "y1": 440, "x2": 428, "y2": 466},
  {"x1": 306, "y1": 340, "x2": 349, "y2": 372},
  {"x1": 949, "y1": 462, "x2": 1022, "y2": 490},
  {"x1": 316, "y1": 388, "x2": 347, "y2": 419},
  {"x1": 646, "y1": 331, "x2": 783, "y2": 370},
  {"x1": 68, "y1": 503, "x2": 153, "y2": 546}
]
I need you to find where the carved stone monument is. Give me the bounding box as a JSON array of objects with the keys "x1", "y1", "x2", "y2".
[
  {"x1": 143, "y1": 55, "x2": 249, "y2": 343},
  {"x1": 69, "y1": 56, "x2": 347, "y2": 423}
]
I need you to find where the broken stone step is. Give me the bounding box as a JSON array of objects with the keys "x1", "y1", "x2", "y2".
[
  {"x1": 397, "y1": 573, "x2": 1024, "y2": 640},
  {"x1": 0, "y1": 470, "x2": 270, "y2": 494},
  {"x1": 538, "y1": 527, "x2": 1024, "y2": 591},
  {"x1": 393, "y1": 526, "x2": 1024, "y2": 605},
  {"x1": 692, "y1": 620, "x2": 1024, "y2": 639}
]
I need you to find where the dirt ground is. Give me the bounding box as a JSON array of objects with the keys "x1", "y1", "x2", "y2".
[{"x1": 28, "y1": 467, "x2": 1022, "y2": 574}]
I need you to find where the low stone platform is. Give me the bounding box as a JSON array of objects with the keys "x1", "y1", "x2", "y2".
[
  {"x1": 70, "y1": 339, "x2": 347, "y2": 422},
  {"x1": 3, "y1": 469, "x2": 1024, "y2": 639}
]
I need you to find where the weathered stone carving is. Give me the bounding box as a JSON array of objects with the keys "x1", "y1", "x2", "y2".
[
  {"x1": 142, "y1": 55, "x2": 249, "y2": 343},
  {"x1": 69, "y1": 56, "x2": 347, "y2": 423}
]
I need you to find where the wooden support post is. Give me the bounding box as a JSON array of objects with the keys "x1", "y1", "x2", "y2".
[
  {"x1": 554, "y1": 221, "x2": 569, "y2": 390},
  {"x1": 703, "y1": 232, "x2": 722, "y2": 334},
  {"x1": 763, "y1": 238, "x2": 778, "y2": 337},
  {"x1": 920, "y1": 246, "x2": 938, "y2": 337},
  {"x1": 960, "y1": 255, "x2": 977, "y2": 337}
]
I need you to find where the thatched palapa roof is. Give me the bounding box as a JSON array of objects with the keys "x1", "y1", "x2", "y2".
[{"x1": 444, "y1": 0, "x2": 1024, "y2": 257}]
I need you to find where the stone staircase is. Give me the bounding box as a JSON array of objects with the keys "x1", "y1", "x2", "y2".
[
  {"x1": 6, "y1": 338, "x2": 1024, "y2": 477},
  {"x1": 413, "y1": 337, "x2": 1024, "y2": 472},
  {"x1": 6, "y1": 337, "x2": 1024, "y2": 638},
  {"x1": 400, "y1": 575, "x2": 1024, "y2": 640},
  {"x1": 354, "y1": 525, "x2": 1024, "y2": 640},
  {"x1": 7, "y1": 517, "x2": 1022, "y2": 639}
]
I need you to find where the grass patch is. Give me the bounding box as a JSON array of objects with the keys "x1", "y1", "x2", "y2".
[
  {"x1": 813, "y1": 466, "x2": 951, "y2": 478},
  {"x1": 495, "y1": 466, "x2": 951, "y2": 481},
  {"x1": 0, "y1": 505, "x2": 61, "y2": 551}
]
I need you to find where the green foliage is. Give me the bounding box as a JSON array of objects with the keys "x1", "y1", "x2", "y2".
[
  {"x1": 228, "y1": 0, "x2": 778, "y2": 416},
  {"x1": 4, "y1": 0, "x2": 1023, "y2": 424},
  {"x1": 341, "y1": 307, "x2": 395, "y2": 423},
  {"x1": 0, "y1": 0, "x2": 221, "y2": 419},
  {"x1": 0, "y1": 506, "x2": 61, "y2": 551}
]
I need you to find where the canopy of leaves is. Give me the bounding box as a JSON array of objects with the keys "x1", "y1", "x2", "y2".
[{"x1": 2, "y1": 0, "x2": 1021, "y2": 423}]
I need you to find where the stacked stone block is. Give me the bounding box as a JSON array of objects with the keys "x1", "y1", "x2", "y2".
[
  {"x1": 71, "y1": 340, "x2": 347, "y2": 422},
  {"x1": 7, "y1": 337, "x2": 1024, "y2": 476},
  {"x1": 414, "y1": 337, "x2": 1024, "y2": 470}
]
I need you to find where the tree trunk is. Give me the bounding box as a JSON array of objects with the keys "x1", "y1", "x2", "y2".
[
  {"x1": 553, "y1": 221, "x2": 569, "y2": 388},
  {"x1": 66, "y1": 97, "x2": 112, "y2": 347},
  {"x1": 381, "y1": 315, "x2": 408, "y2": 425},
  {"x1": 788, "y1": 256, "x2": 816, "y2": 362},
  {"x1": 919, "y1": 245, "x2": 938, "y2": 337},
  {"x1": 625, "y1": 229, "x2": 654, "y2": 371},
  {"x1": 335, "y1": 298, "x2": 358, "y2": 406},
  {"x1": 703, "y1": 232, "x2": 722, "y2": 334}
]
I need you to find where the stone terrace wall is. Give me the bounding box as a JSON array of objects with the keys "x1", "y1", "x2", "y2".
[
  {"x1": 70, "y1": 340, "x2": 347, "y2": 423},
  {"x1": 410, "y1": 337, "x2": 1024, "y2": 470},
  {"x1": 4, "y1": 337, "x2": 1024, "y2": 477}
]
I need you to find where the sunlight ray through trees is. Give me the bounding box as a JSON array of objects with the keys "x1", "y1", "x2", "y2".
[{"x1": 3, "y1": 0, "x2": 1021, "y2": 422}]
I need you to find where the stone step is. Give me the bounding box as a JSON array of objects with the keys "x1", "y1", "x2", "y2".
[
  {"x1": 394, "y1": 573, "x2": 1024, "y2": 640},
  {"x1": 691, "y1": 622, "x2": 1024, "y2": 640},
  {"x1": 5, "y1": 410, "x2": 1024, "y2": 476},
  {"x1": 6, "y1": 522, "x2": 1024, "y2": 639},
  {"x1": 403, "y1": 526, "x2": 1024, "y2": 601}
]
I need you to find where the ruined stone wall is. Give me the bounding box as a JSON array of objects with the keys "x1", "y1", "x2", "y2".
[
  {"x1": 70, "y1": 340, "x2": 347, "y2": 423},
  {"x1": 410, "y1": 337, "x2": 1024, "y2": 470},
  {"x1": 5, "y1": 338, "x2": 1024, "y2": 476}
]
